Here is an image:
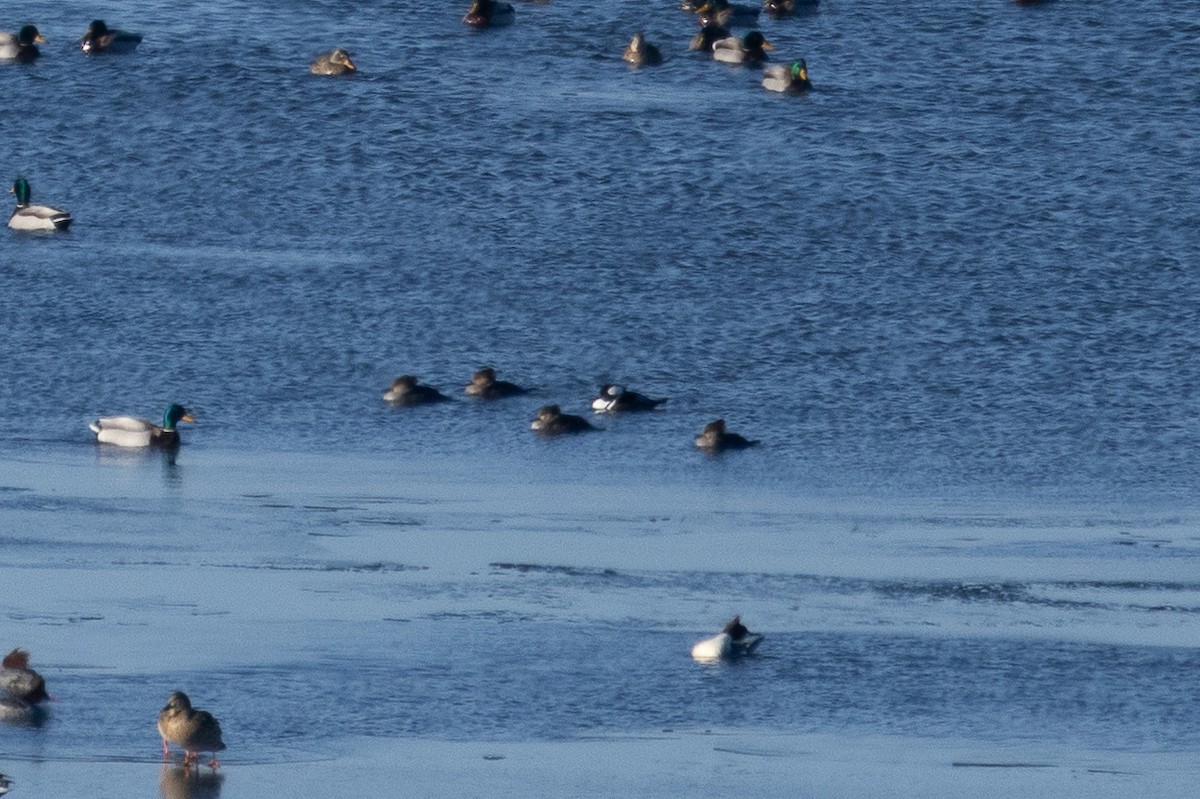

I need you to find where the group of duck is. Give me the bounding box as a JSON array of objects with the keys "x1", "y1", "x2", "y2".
[
  {"x1": 86, "y1": 367, "x2": 759, "y2": 453},
  {"x1": 0, "y1": 613, "x2": 759, "y2": 781},
  {"x1": 463, "y1": 0, "x2": 815, "y2": 94}
]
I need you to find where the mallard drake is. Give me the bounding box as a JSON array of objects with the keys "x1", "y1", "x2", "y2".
[
  {"x1": 0, "y1": 25, "x2": 45, "y2": 61},
  {"x1": 696, "y1": 0, "x2": 760, "y2": 27},
  {"x1": 694, "y1": 419, "x2": 758, "y2": 452},
  {"x1": 80, "y1": 20, "x2": 142, "y2": 54},
  {"x1": 531, "y1": 405, "x2": 595, "y2": 435},
  {"x1": 712, "y1": 31, "x2": 772, "y2": 64},
  {"x1": 464, "y1": 367, "x2": 526, "y2": 399},
  {"x1": 310, "y1": 47, "x2": 356, "y2": 75},
  {"x1": 0, "y1": 649, "x2": 49, "y2": 705},
  {"x1": 383, "y1": 375, "x2": 450, "y2": 405},
  {"x1": 591, "y1": 385, "x2": 667, "y2": 413},
  {"x1": 463, "y1": 0, "x2": 515, "y2": 28},
  {"x1": 691, "y1": 616, "x2": 763, "y2": 661},
  {"x1": 89, "y1": 404, "x2": 195, "y2": 448},
  {"x1": 158, "y1": 691, "x2": 226, "y2": 770},
  {"x1": 764, "y1": 0, "x2": 820, "y2": 19},
  {"x1": 622, "y1": 32, "x2": 663, "y2": 66},
  {"x1": 762, "y1": 59, "x2": 811, "y2": 93},
  {"x1": 8, "y1": 178, "x2": 72, "y2": 232}
]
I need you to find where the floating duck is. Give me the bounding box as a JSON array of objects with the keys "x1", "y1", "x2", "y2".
[
  {"x1": 383, "y1": 375, "x2": 450, "y2": 405},
  {"x1": 622, "y1": 32, "x2": 663, "y2": 67},
  {"x1": 690, "y1": 21, "x2": 731, "y2": 52},
  {"x1": 310, "y1": 48, "x2": 356, "y2": 75},
  {"x1": 764, "y1": 0, "x2": 820, "y2": 18},
  {"x1": 90, "y1": 404, "x2": 195, "y2": 448},
  {"x1": 8, "y1": 178, "x2": 72, "y2": 232},
  {"x1": 591, "y1": 385, "x2": 667, "y2": 413},
  {"x1": 464, "y1": 367, "x2": 526, "y2": 399},
  {"x1": 463, "y1": 0, "x2": 515, "y2": 28},
  {"x1": 762, "y1": 59, "x2": 811, "y2": 93},
  {"x1": 80, "y1": 20, "x2": 142, "y2": 54},
  {"x1": 531, "y1": 405, "x2": 595, "y2": 435},
  {"x1": 695, "y1": 0, "x2": 760, "y2": 27},
  {"x1": 0, "y1": 771, "x2": 10, "y2": 795},
  {"x1": 694, "y1": 419, "x2": 758, "y2": 452},
  {"x1": 712, "y1": 31, "x2": 772, "y2": 65},
  {"x1": 158, "y1": 691, "x2": 227, "y2": 770},
  {"x1": 0, "y1": 24, "x2": 45, "y2": 61},
  {"x1": 691, "y1": 616, "x2": 763, "y2": 661},
  {"x1": 0, "y1": 649, "x2": 50, "y2": 706}
]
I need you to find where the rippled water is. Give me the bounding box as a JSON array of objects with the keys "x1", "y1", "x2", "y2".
[{"x1": 2, "y1": 0, "x2": 1200, "y2": 794}]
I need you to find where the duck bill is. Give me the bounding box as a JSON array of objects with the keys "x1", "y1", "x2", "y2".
[
  {"x1": 763, "y1": 41, "x2": 775, "y2": 51},
  {"x1": 180, "y1": 414, "x2": 197, "y2": 424},
  {"x1": 36, "y1": 34, "x2": 48, "y2": 43}
]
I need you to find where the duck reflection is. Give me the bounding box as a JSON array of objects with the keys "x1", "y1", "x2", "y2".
[{"x1": 159, "y1": 764, "x2": 224, "y2": 799}]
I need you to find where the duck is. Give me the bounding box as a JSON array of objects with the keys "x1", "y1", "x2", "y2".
[
  {"x1": 0, "y1": 649, "x2": 49, "y2": 706},
  {"x1": 383, "y1": 375, "x2": 450, "y2": 405},
  {"x1": 89, "y1": 404, "x2": 195, "y2": 448},
  {"x1": 622, "y1": 32, "x2": 663, "y2": 67},
  {"x1": 591, "y1": 385, "x2": 667, "y2": 413},
  {"x1": 764, "y1": 0, "x2": 820, "y2": 18},
  {"x1": 531, "y1": 405, "x2": 595, "y2": 435},
  {"x1": 463, "y1": 0, "x2": 516, "y2": 28},
  {"x1": 0, "y1": 771, "x2": 10, "y2": 795},
  {"x1": 712, "y1": 31, "x2": 772, "y2": 65},
  {"x1": 8, "y1": 178, "x2": 72, "y2": 232},
  {"x1": 695, "y1": 0, "x2": 760, "y2": 27},
  {"x1": 691, "y1": 616, "x2": 764, "y2": 661},
  {"x1": 464, "y1": 367, "x2": 526, "y2": 399},
  {"x1": 310, "y1": 47, "x2": 356, "y2": 75},
  {"x1": 762, "y1": 59, "x2": 811, "y2": 93},
  {"x1": 690, "y1": 21, "x2": 731, "y2": 52},
  {"x1": 80, "y1": 20, "x2": 143, "y2": 54},
  {"x1": 158, "y1": 691, "x2": 227, "y2": 770},
  {"x1": 694, "y1": 419, "x2": 758, "y2": 452},
  {"x1": 0, "y1": 24, "x2": 46, "y2": 61}
]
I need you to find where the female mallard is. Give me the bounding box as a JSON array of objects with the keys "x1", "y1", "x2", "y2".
[
  {"x1": 89, "y1": 404, "x2": 195, "y2": 448},
  {"x1": 310, "y1": 48, "x2": 356, "y2": 75},
  {"x1": 531, "y1": 405, "x2": 595, "y2": 435},
  {"x1": 622, "y1": 32, "x2": 663, "y2": 67},
  {"x1": 158, "y1": 691, "x2": 227, "y2": 770},
  {"x1": 712, "y1": 31, "x2": 772, "y2": 65},
  {"x1": 762, "y1": 59, "x2": 811, "y2": 93},
  {"x1": 8, "y1": 178, "x2": 72, "y2": 232},
  {"x1": 0, "y1": 649, "x2": 49, "y2": 706},
  {"x1": 463, "y1": 0, "x2": 515, "y2": 28},
  {"x1": 694, "y1": 419, "x2": 758, "y2": 452},
  {"x1": 591, "y1": 385, "x2": 667, "y2": 413},
  {"x1": 695, "y1": 0, "x2": 760, "y2": 27},
  {"x1": 80, "y1": 20, "x2": 142, "y2": 54},
  {"x1": 464, "y1": 367, "x2": 527, "y2": 399},
  {"x1": 383, "y1": 375, "x2": 450, "y2": 405},
  {"x1": 691, "y1": 616, "x2": 763, "y2": 661},
  {"x1": 0, "y1": 25, "x2": 45, "y2": 61}
]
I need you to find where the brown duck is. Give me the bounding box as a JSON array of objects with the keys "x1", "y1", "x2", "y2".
[{"x1": 158, "y1": 691, "x2": 227, "y2": 769}]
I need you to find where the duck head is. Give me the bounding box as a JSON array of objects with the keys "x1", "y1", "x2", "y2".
[
  {"x1": 163, "y1": 404, "x2": 196, "y2": 431},
  {"x1": 17, "y1": 25, "x2": 46, "y2": 46},
  {"x1": 329, "y1": 48, "x2": 356, "y2": 71},
  {"x1": 791, "y1": 59, "x2": 808, "y2": 82},
  {"x1": 10, "y1": 178, "x2": 31, "y2": 207},
  {"x1": 744, "y1": 31, "x2": 772, "y2": 53},
  {"x1": 471, "y1": 367, "x2": 497, "y2": 385},
  {"x1": 162, "y1": 691, "x2": 193, "y2": 713}
]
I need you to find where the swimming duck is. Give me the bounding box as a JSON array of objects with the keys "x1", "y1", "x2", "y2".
[
  {"x1": 464, "y1": 367, "x2": 526, "y2": 399},
  {"x1": 694, "y1": 419, "x2": 758, "y2": 452},
  {"x1": 531, "y1": 405, "x2": 595, "y2": 435},
  {"x1": 0, "y1": 25, "x2": 45, "y2": 61},
  {"x1": 690, "y1": 21, "x2": 731, "y2": 51},
  {"x1": 89, "y1": 404, "x2": 195, "y2": 448},
  {"x1": 383, "y1": 375, "x2": 450, "y2": 405},
  {"x1": 764, "y1": 0, "x2": 819, "y2": 18},
  {"x1": 463, "y1": 0, "x2": 515, "y2": 28},
  {"x1": 0, "y1": 649, "x2": 49, "y2": 706},
  {"x1": 0, "y1": 771, "x2": 10, "y2": 795},
  {"x1": 622, "y1": 32, "x2": 663, "y2": 67},
  {"x1": 762, "y1": 59, "x2": 811, "y2": 93},
  {"x1": 80, "y1": 20, "x2": 142, "y2": 54},
  {"x1": 310, "y1": 48, "x2": 356, "y2": 75},
  {"x1": 8, "y1": 178, "x2": 72, "y2": 232},
  {"x1": 591, "y1": 385, "x2": 667, "y2": 413},
  {"x1": 712, "y1": 31, "x2": 772, "y2": 64},
  {"x1": 158, "y1": 691, "x2": 226, "y2": 770},
  {"x1": 691, "y1": 616, "x2": 763, "y2": 661},
  {"x1": 696, "y1": 0, "x2": 760, "y2": 27}
]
